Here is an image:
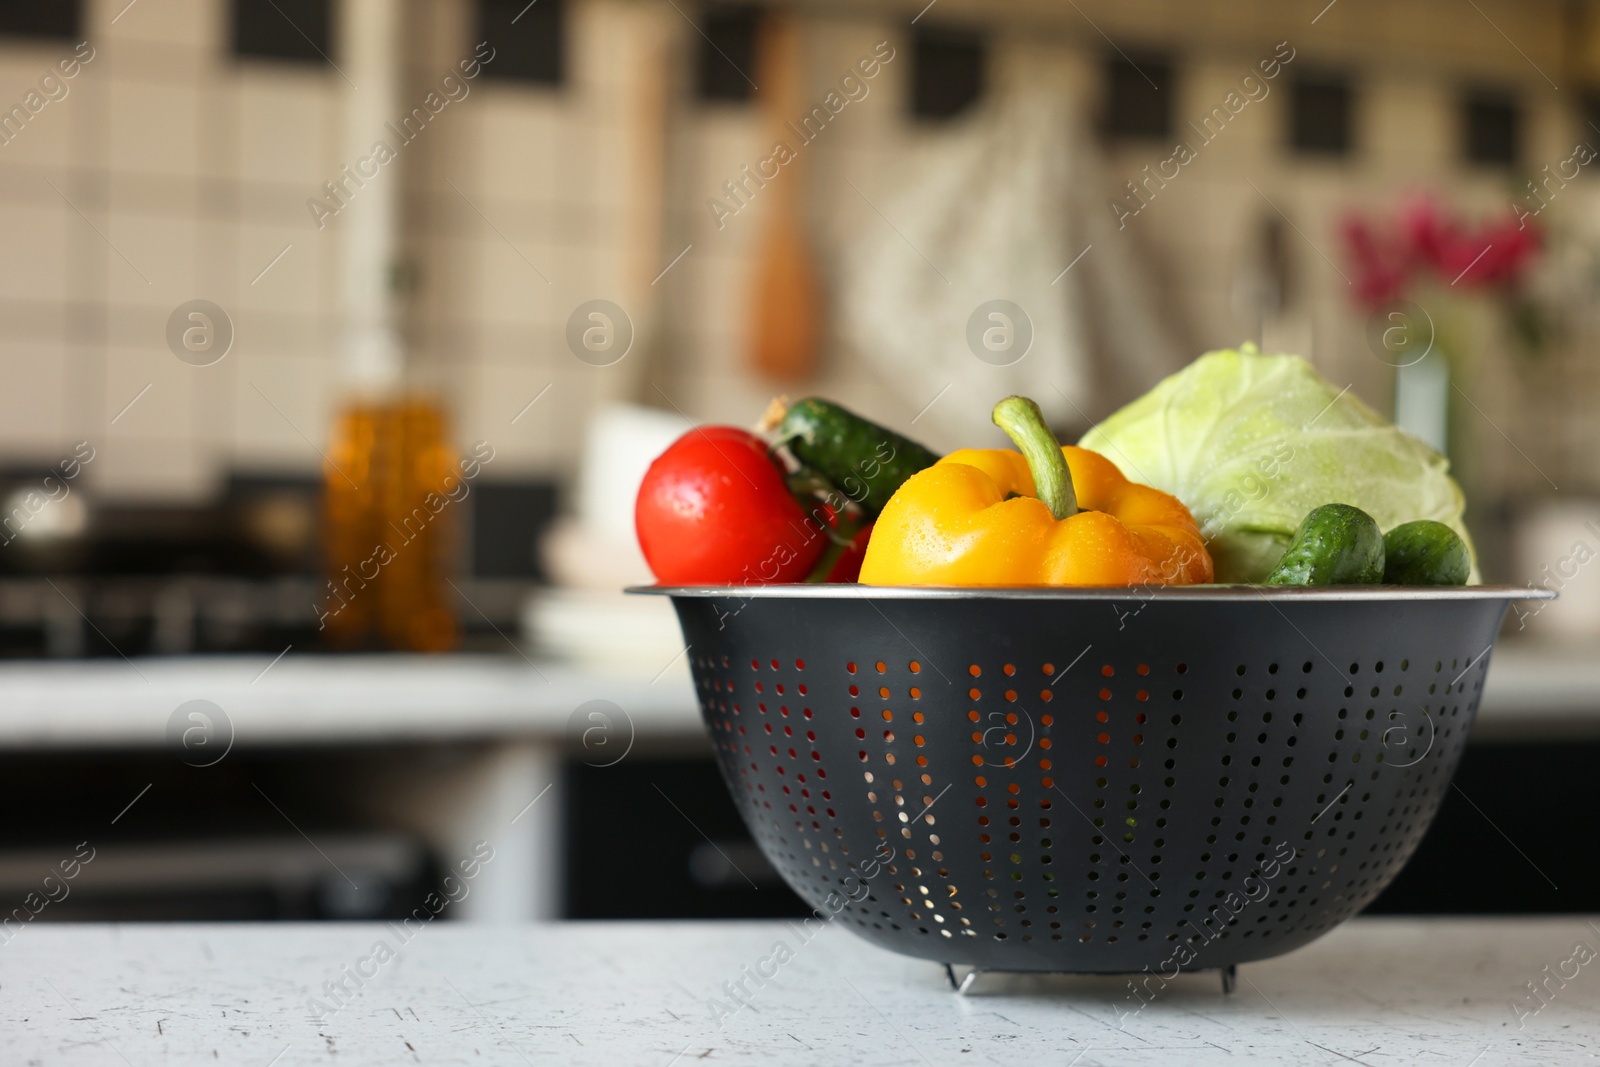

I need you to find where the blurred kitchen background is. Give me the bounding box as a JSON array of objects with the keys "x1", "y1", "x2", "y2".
[{"x1": 0, "y1": 0, "x2": 1596, "y2": 926}]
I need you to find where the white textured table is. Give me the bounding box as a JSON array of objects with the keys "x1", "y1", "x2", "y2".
[{"x1": 4, "y1": 918, "x2": 1597, "y2": 1064}]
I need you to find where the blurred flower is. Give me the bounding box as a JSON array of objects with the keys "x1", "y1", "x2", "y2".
[
  {"x1": 1341, "y1": 196, "x2": 1540, "y2": 308},
  {"x1": 1341, "y1": 212, "x2": 1411, "y2": 305}
]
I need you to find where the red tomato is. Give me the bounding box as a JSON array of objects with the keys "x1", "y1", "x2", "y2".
[{"x1": 636, "y1": 426, "x2": 827, "y2": 584}]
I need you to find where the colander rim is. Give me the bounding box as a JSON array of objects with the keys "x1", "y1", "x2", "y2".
[{"x1": 627, "y1": 583, "x2": 1554, "y2": 602}]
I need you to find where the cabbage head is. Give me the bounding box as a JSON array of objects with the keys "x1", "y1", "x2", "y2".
[{"x1": 1079, "y1": 345, "x2": 1473, "y2": 583}]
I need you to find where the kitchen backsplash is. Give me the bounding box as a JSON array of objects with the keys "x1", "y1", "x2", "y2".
[{"x1": 0, "y1": 0, "x2": 1595, "y2": 505}]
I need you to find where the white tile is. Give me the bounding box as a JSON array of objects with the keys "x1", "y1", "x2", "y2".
[
  {"x1": 105, "y1": 301, "x2": 163, "y2": 349},
  {"x1": 193, "y1": 218, "x2": 242, "y2": 304},
  {"x1": 239, "y1": 180, "x2": 328, "y2": 229},
  {"x1": 564, "y1": 110, "x2": 631, "y2": 210},
  {"x1": 459, "y1": 358, "x2": 561, "y2": 470},
  {"x1": 236, "y1": 70, "x2": 336, "y2": 188},
  {"x1": 556, "y1": 243, "x2": 627, "y2": 304},
  {"x1": 440, "y1": 184, "x2": 537, "y2": 243},
  {"x1": 1524, "y1": 98, "x2": 1580, "y2": 180},
  {"x1": 230, "y1": 351, "x2": 335, "y2": 468},
  {"x1": 414, "y1": 232, "x2": 483, "y2": 317},
  {"x1": 465, "y1": 235, "x2": 576, "y2": 330},
  {"x1": 0, "y1": 342, "x2": 72, "y2": 452},
  {"x1": 234, "y1": 309, "x2": 335, "y2": 369},
  {"x1": 108, "y1": 78, "x2": 202, "y2": 176},
  {"x1": 1366, "y1": 76, "x2": 1452, "y2": 178},
  {"x1": 108, "y1": 171, "x2": 198, "y2": 214},
  {"x1": 1178, "y1": 62, "x2": 1277, "y2": 163},
  {"x1": 468, "y1": 96, "x2": 563, "y2": 200},
  {"x1": 682, "y1": 114, "x2": 767, "y2": 192},
  {"x1": 95, "y1": 0, "x2": 220, "y2": 53},
  {"x1": 87, "y1": 436, "x2": 216, "y2": 502},
  {"x1": 473, "y1": 320, "x2": 566, "y2": 370},
  {"x1": 64, "y1": 43, "x2": 112, "y2": 172},
  {"x1": 189, "y1": 345, "x2": 239, "y2": 450},
  {"x1": 105, "y1": 211, "x2": 202, "y2": 305},
  {"x1": 681, "y1": 251, "x2": 754, "y2": 376},
  {"x1": 665, "y1": 367, "x2": 781, "y2": 431},
  {"x1": 0, "y1": 200, "x2": 71, "y2": 300},
  {"x1": 567, "y1": 0, "x2": 634, "y2": 100},
  {"x1": 103, "y1": 344, "x2": 196, "y2": 440},
  {"x1": 0, "y1": 297, "x2": 69, "y2": 345},
  {"x1": 54, "y1": 357, "x2": 104, "y2": 464},
  {"x1": 536, "y1": 365, "x2": 596, "y2": 470},
  {"x1": 195, "y1": 75, "x2": 239, "y2": 183},
  {"x1": 305, "y1": 222, "x2": 345, "y2": 323},
  {"x1": 235, "y1": 224, "x2": 321, "y2": 315},
  {"x1": 0, "y1": 58, "x2": 78, "y2": 167}
]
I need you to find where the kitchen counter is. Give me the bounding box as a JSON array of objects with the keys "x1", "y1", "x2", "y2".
[
  {"x1": 0, "y1": 654, "x2": 701, "y2": 923},
  {"x1": 1467, "y1": 639, "x2": 1600, "y2": 739},
  {"x1": 3, "y1": 917, "x2": 1596, "y2": 1064},
  {"x1": 0, "y1": 642, "x2": 1590, "y2": 750},
  {"x1": 0, "y1": 653, "x2": 698, "y2": 749}
]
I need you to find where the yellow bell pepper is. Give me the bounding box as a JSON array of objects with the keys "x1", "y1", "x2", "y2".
[{"x1": 859, "y1": 396, "x2": 1213, "y2": 587}]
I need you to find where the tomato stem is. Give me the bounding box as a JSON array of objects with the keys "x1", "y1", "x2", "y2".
[{"x1": 992, "y1": 396, "x2": 1077, "y2": 520}]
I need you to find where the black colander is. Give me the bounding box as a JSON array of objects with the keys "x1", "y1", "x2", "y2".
[{"x1": 631, "y1": 585, "x2": 1546, "y2": 976}]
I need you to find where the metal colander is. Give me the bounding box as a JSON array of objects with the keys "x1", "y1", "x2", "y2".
[{"x1": 632, "y1": 585, "x2": 1545, "y2": 976}]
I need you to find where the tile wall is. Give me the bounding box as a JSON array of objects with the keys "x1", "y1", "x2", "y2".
[{"x1": 0, "y1": 0, "x2": 1593, "y2": 503}]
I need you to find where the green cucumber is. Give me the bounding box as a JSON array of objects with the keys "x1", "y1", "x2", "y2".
[
  {"x1": 1382, "y1": 520, "x2": 1469, "y2": 586},
  {"x1": 775, "y1": 398, "x2": 940, "y2": 519},
  {"x1": 1265, "y1": 503, "x2": 1385, "y2": 586}
]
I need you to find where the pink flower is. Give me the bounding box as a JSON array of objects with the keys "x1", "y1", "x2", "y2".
[
  {"x1": 1453, "y1": 219, "x2": 1539, "y2": 287},
  {"x1": 1341, "y1": 212, "x2": 1412, "y2": 307},
  {"x1": 1340, "y1": 197, "x2": 1540, "y2": 305}
]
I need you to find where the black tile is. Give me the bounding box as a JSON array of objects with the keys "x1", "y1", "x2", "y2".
[
  {"x1": 911, "y1": 24, "x2": 984, "y2": 120},
  {"x1": 469, "y1": 480, "x2": 557, "y2": 580},
  {"x1": 1289, "y1": 73, "x2": 1353, "y2": 156},
  {"x1": 231, "y1": 0, "x2": 332, "y2": 65},
  {"x1": 696, "y1": 3, "x2": 760, "y2": 103},
  {"x1": 1463, "y1": 87, "x2": 1519, "y2": 167},
  {"x1": 477, "y1": 0, "x2": 564, "y2": 87},
  {"x1": 1103, "y1": 52, "x2": 1172, "y2": 141},
  {"x1": 1580, "y1": 91, "x2": 1600, "y2": 164},
  {"x1": 0, "y1": 1, "x2": 80, "y2": 40}
]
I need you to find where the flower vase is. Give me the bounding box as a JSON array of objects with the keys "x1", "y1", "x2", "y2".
[{"x1": 1394, "y1": 351, "x2": 1449, "y2": 455}]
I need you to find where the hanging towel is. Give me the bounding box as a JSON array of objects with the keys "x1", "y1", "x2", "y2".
[{"x1": 837, "y1": 56, "x2": 1186, "y2": 441}]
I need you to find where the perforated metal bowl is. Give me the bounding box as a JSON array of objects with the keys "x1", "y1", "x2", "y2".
[{"x1": 631, "y1": 585, "x2": 1547, "y2": 975}]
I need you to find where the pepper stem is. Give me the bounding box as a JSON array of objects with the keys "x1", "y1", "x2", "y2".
[{"x1": 992, "y1": 396, "x2": 1078, "y2": 520}]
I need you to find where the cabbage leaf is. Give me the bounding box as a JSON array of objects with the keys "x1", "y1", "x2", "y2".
[{"x1": 1079, "y1": 345, "x2": 1474, "y2": 583}]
